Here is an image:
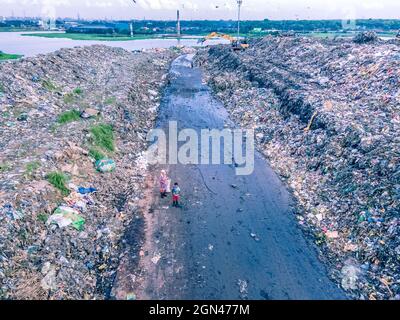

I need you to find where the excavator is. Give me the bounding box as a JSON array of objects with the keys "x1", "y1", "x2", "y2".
[{"x1": 199, "y1": 32, "x2": 249, "y2": 51}]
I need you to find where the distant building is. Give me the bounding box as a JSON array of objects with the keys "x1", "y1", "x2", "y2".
[{"x1": 40, "y1": 18, "x2": 57, "y2": 30}]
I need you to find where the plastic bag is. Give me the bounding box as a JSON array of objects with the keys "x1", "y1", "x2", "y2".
[
  {"x1": 47, "y1": 206, "x2": 85, "y2": 231},
  {"x1": 95, "y1": 159, "x2": 116, "y2": 173}
]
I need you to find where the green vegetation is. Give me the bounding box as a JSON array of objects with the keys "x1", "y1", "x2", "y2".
[
  {"x1": 0, "y1": 83, "x2": 4, "y2": 93},
  {"x1": 73, "y1": 87, "x2": 83, "y2": 95},
  {"x1": 63, "y1": 88, "x2": 84, "y2": 104},
  {"x1": 0, "y1": 51, "x2": 23, "y2": 60},
  {"x1": 25, "y1": 161, "x2": 41, "y2": 176},
  {"x1": 57, "y1": 109, "x2": 81, "y2": 124},
  {"x1": 42, "y1": 79, "x2": 58, "y2": 91},
  {"x1": 90, "y1": 123, "x2": 115, "y2": 152},
  {"x1": 0, "y1": 162, "x2": 11, "y2": 173},
  {"x1": 46, "y1": 172, "x2": 70, "y2": 196},
  {"x1": 89, "y1": 148, "x2": 106, "y2": 161},
  {"x1": 0, "y1": 27, "x2": 41, "y2": 32},
  {"x1": 37, "y1": 213, "x2": 49, "y2": 223}
]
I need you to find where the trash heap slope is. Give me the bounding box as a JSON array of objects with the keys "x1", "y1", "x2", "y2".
[
  {"x1": 195, "y1": 36, "x2": 400, "y2": 300},
  {"x1": 0, "y1": 45, "x2": 176, "y2": 299}
]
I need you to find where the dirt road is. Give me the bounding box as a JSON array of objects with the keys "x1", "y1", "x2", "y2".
[{"x1": 113, "y1": 54, "x2": 346, "y2": 300}]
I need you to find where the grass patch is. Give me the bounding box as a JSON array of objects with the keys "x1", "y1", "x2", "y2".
[
  {"x1": 104, "y1": 96, "x2": 117, "y2": 105},
  {"x1": 57, "y1": 109, "x2": 81, "y2": 124},
  {"x1": 37, "y1": 213, "x2": 49, "y2": 223},
  {"x1": 0, "y1": 51, "x2": 23, "y2": 60},
  {"x1": 25, "y1": 161, "x2": 41, "y2": 176},
  {"x1": 42, "y1": 79, "x2": 58, "y2": 91},
  {"x1": 0, "y1": 162, "x2": 11, "y2": 173},
  {"x1": 0, "y1": 83, "x2": 4, "y2": 93},
  {"x1": 90, "y1": 124, "x2": 115, "y2": 152},
  {"x1": 73, "y1": 87, "x2": 83, "y2": 95},
  {"x1": 89, "y1": 148, "x2": 106, "y2": 161},
  {"x1": 63, "y1": 88, "x2": 84, "y2": 104},
  {"x1": 46, "y1": 172, "x2": 70, "y2": 196}
]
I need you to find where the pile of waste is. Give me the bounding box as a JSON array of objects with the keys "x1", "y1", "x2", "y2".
[
  {"x1": 0, "y1": 45, "x2": 176, "y2": 299},
  {"x1": 353, "y1": 31, "x2": 380, "y2": 44},
  {"x1": 195, "y1": 36, "x2": 400, "y2": 300}
]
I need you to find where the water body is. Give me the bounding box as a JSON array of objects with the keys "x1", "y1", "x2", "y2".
[{"x1": 0, "y1": 32, "x2": 228, "y2": 57}]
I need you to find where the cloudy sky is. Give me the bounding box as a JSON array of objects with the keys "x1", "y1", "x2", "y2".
[{"x1": 0, "y1": 0, "x2": 399, "y2": 20}]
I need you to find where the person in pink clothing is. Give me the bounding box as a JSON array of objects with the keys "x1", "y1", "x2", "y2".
[{"x1": 159, "y1": 170, "x2": 168, "y2": 198}]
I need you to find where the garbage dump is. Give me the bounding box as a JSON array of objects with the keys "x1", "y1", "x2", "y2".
[
  {"x1": 195, "y1": 36, "x2": 400, "y2": 300},
  {"x1": 353, "y1": 31, "x2": 380, "y2": 44},
  {"x1": 0, "y1": 45, "x2": 176, "y2": 299}
]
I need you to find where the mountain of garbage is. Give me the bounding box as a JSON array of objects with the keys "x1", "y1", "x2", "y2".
[
  {"x1": 0, "y1": 45, "x2": 176, "y2": 299},
  {"x1": 195, "y1": 36, "x2": 400, "y2": 300}
]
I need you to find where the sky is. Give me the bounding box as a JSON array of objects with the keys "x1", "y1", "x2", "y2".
[{"x1": 0, "y1": 0, "x2": 399, "y2": 20}]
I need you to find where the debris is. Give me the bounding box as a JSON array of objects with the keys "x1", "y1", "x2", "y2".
[
  {"x1": 325, "y1": 230, "x2": 339, "y2": 239},
  {"x1": 47, "y1": 206, "x2": 85, "y2": 230},
  {"x1": 353, "y1": 31, "x2": 379, "y2": 44},
  {"x1": 151, "y1": 254, "x2": 161, "y2": 265},
  {"x1": 126, "y1": 292, "x2": 136, "y2": 300},
  {"x1": 95, "y1": 159, "x2": 116, "y2": 173},
  {"x1": 237, "y1": 279, "x2": 248, "y2": 296},
  {"x1": 196, "y1": 35, "x2": 400, "y2": 299},
  {"x1": 78, "y1": 187, "x2": 97, "y2": 194},
  {"x1": 0, "y1": 45, "x2": 176, "y2": 299},
  {"x1": 80, "y1": 108, "x2": 100, "y2": 119},
  {"x1": 341, "y1": 259, "x2": 361, "y2": 291},
  {"x1": 40, "y1": 263, "x2": 57, "y2": 291}
]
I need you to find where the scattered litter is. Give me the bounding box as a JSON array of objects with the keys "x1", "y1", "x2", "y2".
[
  {"x1": 0, "y1": 45, "x2": 176, "y2": 299},
  {"x1": 196, "y1": 36, "x2": 400, "y2": 299},
  {"x1": 47, "y1": 206, "x2": 85, "y2": 230},
  {"x1": 151, "y1": 254, "x2": 161, "y2": 265},
  {"x1": 250, "y1": 232, "x2": 260, "y2": 242},
  {"x1": 126, "y1": 292, "x2": 136, "y2": 300},
  {"x1": 237, "y1": 279, "x2": 248, "y2": 296},
  {"x1": 80, "y1": 108, "x2": 100, "y2": 119},
  {"x1": 95, "y1": 159, "x2": 116, "y2": 173}
]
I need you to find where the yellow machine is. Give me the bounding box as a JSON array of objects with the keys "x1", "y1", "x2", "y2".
[{"x1": 200, "y1": 32, "x2": 249, "y2": 51}]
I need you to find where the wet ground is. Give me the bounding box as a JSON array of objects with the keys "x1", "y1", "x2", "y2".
[{"x1": 113, "y1": 54, "x2": 346, "y2": 300}]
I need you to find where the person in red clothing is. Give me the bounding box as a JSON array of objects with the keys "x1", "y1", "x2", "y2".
[{"x1": 172, "y1": 182, "x2": 181, "y2": 207}]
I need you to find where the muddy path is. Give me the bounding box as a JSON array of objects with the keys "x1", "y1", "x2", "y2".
[{"x1": 112, "y1": 54, "x2": 346, "y2": 300}]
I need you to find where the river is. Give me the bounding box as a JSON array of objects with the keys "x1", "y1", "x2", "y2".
[{"x1": 0, "y1": 31, "x2": 228, "y2": 57}]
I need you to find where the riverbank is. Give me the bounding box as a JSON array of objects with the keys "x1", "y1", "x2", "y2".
[
  {"x1": 22, "y1": 32, "x2": 200, "y2": 41},
  {"x1": 0, "y1": 51, "x2": 22, "y2": 60},
  {"x1": 0, "y1": 45, "x2": 177, "y2": 299}
]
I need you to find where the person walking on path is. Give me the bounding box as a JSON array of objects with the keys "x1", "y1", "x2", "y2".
[
  {"x1": 172, "y1": 182, "x2": 181, "y2": 207},
  {"x1": 159, "y1": 170, "x2": 169, "y2": 198}
]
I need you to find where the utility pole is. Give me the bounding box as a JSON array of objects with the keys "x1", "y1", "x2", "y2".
[
  {"x1": 177, "y1": 10, "x2": 181, "y2": 38},
  {"x1": 237, "y1": 0, "x2": 243, "y2": 40},
  {"x1": 130, "y1": 0, "x2": 136, "y2": 37}
]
